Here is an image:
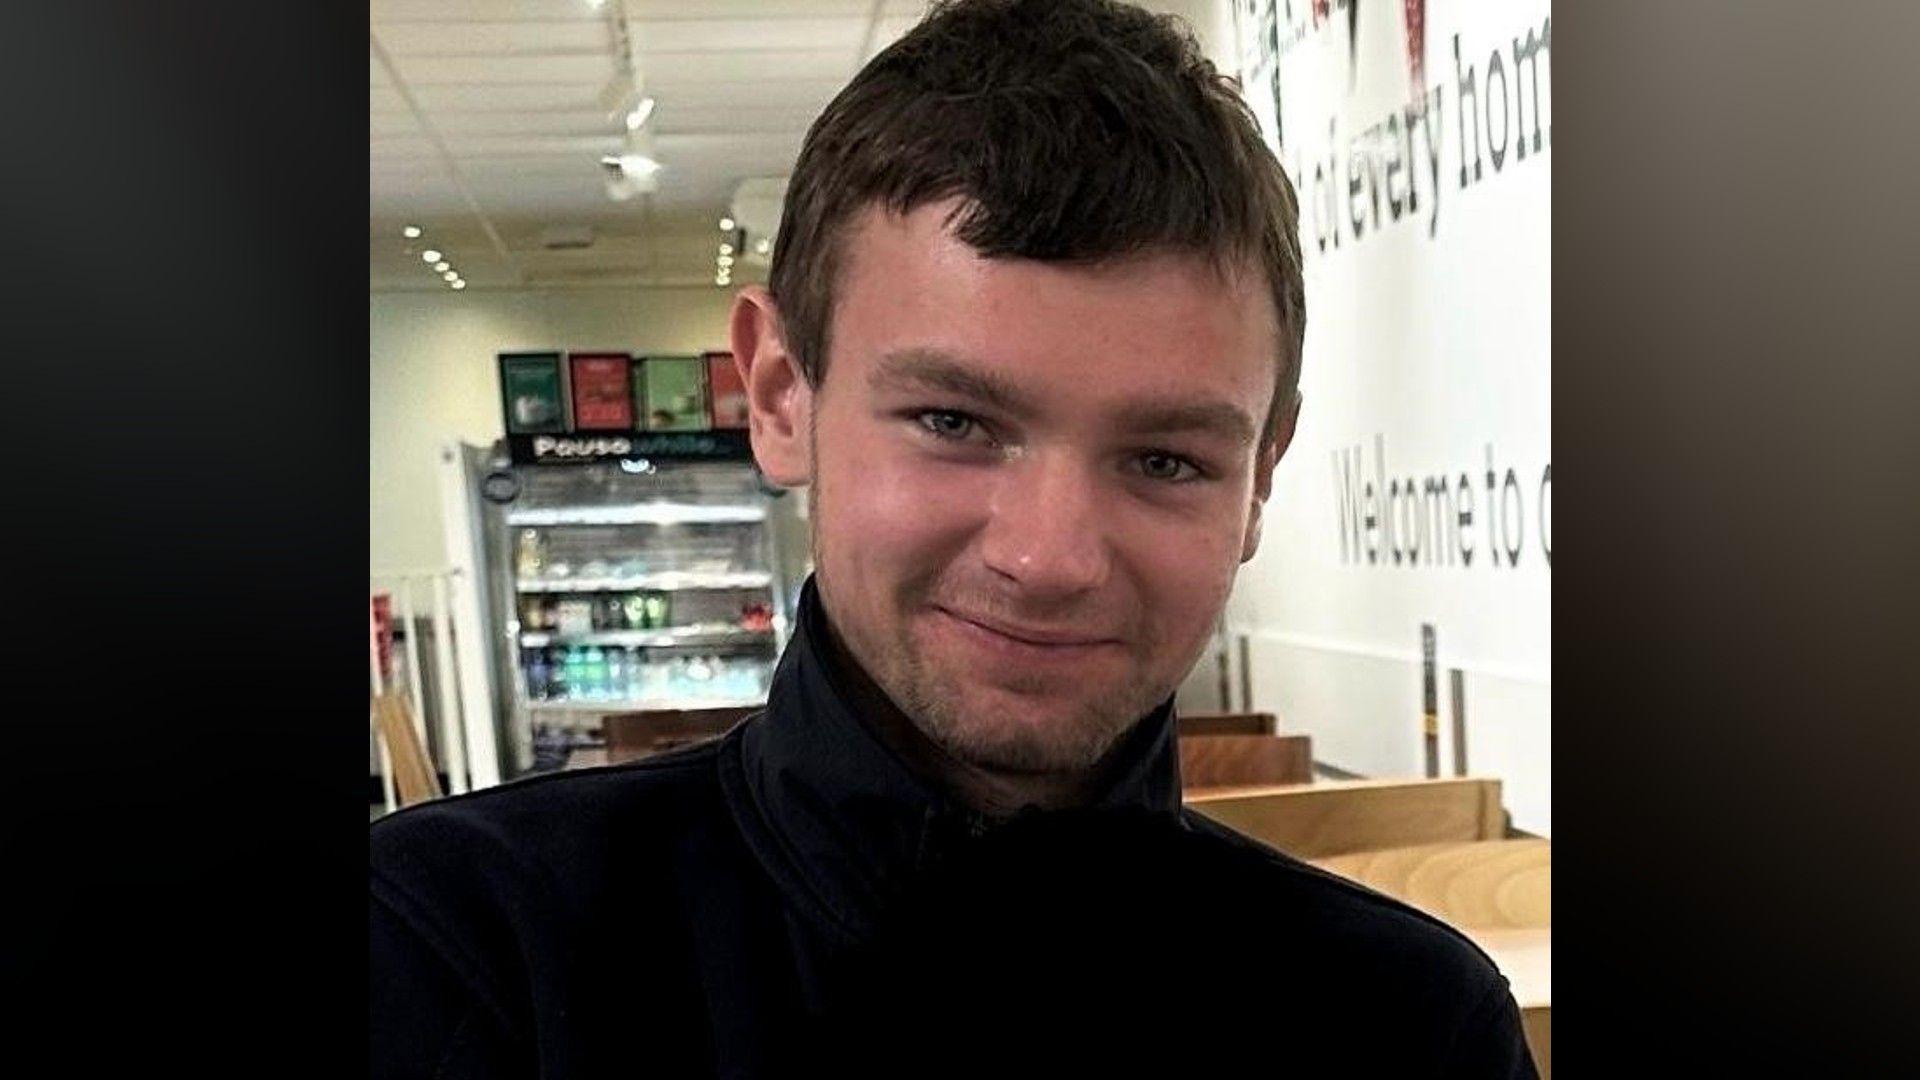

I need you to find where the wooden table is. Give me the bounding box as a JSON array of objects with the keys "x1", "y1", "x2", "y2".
[{"x1": 1311, "y1": 839, "x2": 1551, "y2": 1077}]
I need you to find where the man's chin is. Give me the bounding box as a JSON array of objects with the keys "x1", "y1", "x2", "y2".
[{"x1": 912, "y1": 699, "x2": 1124, "y2": 775}]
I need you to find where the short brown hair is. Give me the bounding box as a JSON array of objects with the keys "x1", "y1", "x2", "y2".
[{"x1": 768, "y1": 0, "x2": 1306, "y2": 444}]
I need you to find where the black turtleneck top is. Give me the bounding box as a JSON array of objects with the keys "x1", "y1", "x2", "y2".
[{"x1": 371, "y1": 576, "x2": 1537, "y2": 1078}]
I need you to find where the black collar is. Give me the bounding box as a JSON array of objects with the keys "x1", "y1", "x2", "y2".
[{"x1": 719, "y1": 574, "x2": 1182, "y2": 943}]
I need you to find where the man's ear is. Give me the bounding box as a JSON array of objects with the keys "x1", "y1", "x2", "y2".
[
  {"x1": 1241, "y1": 390, "x2": 1302, "y2": 563},
  {"x1": 729, "y1": 285, "x2": 814, "y2": 488}
]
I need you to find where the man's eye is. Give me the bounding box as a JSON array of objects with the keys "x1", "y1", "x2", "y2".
[
  {"x1": 915, "y1": 410, "x2": 979, "y2": 441},
  {"x1": 1137, "y1": 451, "x2": 1202, "y2": 483}
]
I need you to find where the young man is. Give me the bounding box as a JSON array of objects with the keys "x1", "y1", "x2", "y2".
[{"x1": 372, "y1": 2, "x2": 1538, "y2": 1076}]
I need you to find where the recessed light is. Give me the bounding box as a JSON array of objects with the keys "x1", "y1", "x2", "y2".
[
  {"x1": 718, "y1": 255, "x2": 735, "y2": 268},
  {"x1": 603, "y1": 152, "x2": 660, "y2": 178},
  {"x1": 718, "y1": 217, "x2": 735, "y2": 232},
  {"x1": 402, "y1": 225, "x2": 422, "y2": 239},
  {"x1": 624, "y1": 97, "x2": 656, "y2": 131},
  {"x1": 433, "y1": 261, "x2": 450, "y2": 272},
  {"x1": 421, "y1": 249, "x2": 443, "y2": 263},
  {"x1": 718, "y1": 243, "x2": 733, "y2": 256},
  {"x1": 754, "y1": 238, "x2": 771, "y2": 255},
  {"x1": 451, "y1": 280, "x2": 467, "y2": 290},
  {"x1": 442, "y1": 270, "x2": 458, "y2": 281}
]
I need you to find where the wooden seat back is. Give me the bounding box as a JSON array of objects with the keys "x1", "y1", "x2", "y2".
[
  {"x1": 1185, "y1": 776, "x2": 1506, "y2": 859},
  {"x1": 372, "y1": 692, "x2": 443, "y2": 807},
  {"x1": 1175, "y1": 711, "x2": 1278, "y2": 737},
  {"x1": 1178, "y1": 734, "x2": 1312, "y2": 791},
  {"x1": 603, "y1": 706, "x2": 759, "y2": 758}
]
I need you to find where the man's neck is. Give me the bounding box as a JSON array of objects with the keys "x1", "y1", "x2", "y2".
[{"x1": 813, "y1": 604, "x2": 1109, "y2": 820}]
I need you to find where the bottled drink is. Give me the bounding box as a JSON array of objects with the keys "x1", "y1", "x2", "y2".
[
  {"x1": 515, "y1": 529, "x2": 546, "y2": 578},
  {"x1": 560, "y1": 646, "x2": 585, "y2": 701},
  {"x1": 625, "y1": 650, "x2": 648, "y2": 700},
  {"x1": 622, "y1": 593, "x2": 648, "y2": 630},
  {"x1": 526, "y1": 647, "x2": 551, "y2": 701},
  {"x1": 605, "y1": 647, "x2": 627, "y2": 701},
  {"x1": 583, "y1": 646, "x2": 607, "y2": 700},
  {"x1": 595, "y1": 595, "x2": 624, "y2": 630}
]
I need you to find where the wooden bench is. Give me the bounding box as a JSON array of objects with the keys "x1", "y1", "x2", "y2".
[
  {"x1": 1176, "y1": 711, "x2": 1278, "y2": 737},
  {"x1": 1178, "y1": 734, "x2": 1312, "y2": 791},
  {"x1": 1183, "y1": 776, "x2": 1507, "y2": 859},
  {"x1": 602, "y1": 705, "x2": 760, "y2": 759}
]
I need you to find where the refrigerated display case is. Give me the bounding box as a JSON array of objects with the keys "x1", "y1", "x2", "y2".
[{"x1": 451, "y1": 441, "x2": 803, "y2": 777}]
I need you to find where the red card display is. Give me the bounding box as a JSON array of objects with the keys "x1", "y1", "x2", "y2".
[
  {"x1": 568, "y1": 353, "x2": 634, "y2": 430},
  {"x1": 705, "y1": 351, "x2": 749, "y2": 430}
]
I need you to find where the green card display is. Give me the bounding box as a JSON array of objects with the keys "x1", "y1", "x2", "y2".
[
  {"x1": 638, "y1": 357, "x2": 711, "y2": 431},
  {"x1": 499, "y1": 352, "x2": 567, "y2": 434}
]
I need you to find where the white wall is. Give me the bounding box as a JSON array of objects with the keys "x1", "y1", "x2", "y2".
[
  {"x1": 1226, "y1": 0, "x2": 1552, "y2": 833},
  {"x1": 370, "y1": 287, "x2": 738, "y2": 573}
]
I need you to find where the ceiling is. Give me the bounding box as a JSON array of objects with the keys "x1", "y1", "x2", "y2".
[{"x1": 370, "y1": 0, "x2": 934, "y2": 292}]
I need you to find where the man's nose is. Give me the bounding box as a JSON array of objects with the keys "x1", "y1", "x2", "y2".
[{"x1": 978, "y1": 452, "x2": 1112, "y2": 598}]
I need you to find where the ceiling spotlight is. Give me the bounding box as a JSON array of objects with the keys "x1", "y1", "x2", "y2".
[
  {"x1": 433, "y1": 260, "x2": 450, "y2": 272},
  {"x1": 754, "y1": 238, "x2": 771, "y2": 255},
  {"x1": 442, "y1": 270, "x2": 458, "y2": 281},
  {"x1": 718, "y1": 255, "x2": 735, "y2": 268},
  {"x1": 718, "y1": 243, "x2": 734, "y2": 256},
  {"x1": 718, "y1": 217, "x2": 735, "y2": 232},
  {"x1": 451, "y1": 280, "x2": 467, "y2": 290},
  {"x1": 586, "y1": 0, "x2": 607, "y2": 9},
  {"x1": 624, "y1": 97, "x2": 656, "y2": 132},
  {"x1": 402, "y1": 225, "x2": 422, "y2": 239},
  {"x1": 601, "y1": 152, "x2": 661, "y2": 178},
  {"x1": 421, "y1": 249, "x2": 443, "y2": 263}
]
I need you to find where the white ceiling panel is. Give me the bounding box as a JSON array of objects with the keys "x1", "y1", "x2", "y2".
[
  {"x1": 631, "y1": 17, "x2": 866, "y2": 53},
  {"x1": 639, "y1": 77, "x2": 846, "y2": 109},
  {"x1": 370, "y1": 110, "x2": 423, "y2": 138},
  {"x1": 372, "y1": 0, "x2": 605, "y2": 22},
  {"x1": 624, "y1": 1, "x2": 873, "y2": 18},
  {"x1": 389, "y1": 110, "x2": 612, "y2": 137},
  {"x1": 643, "y1": 49, "x2": 853, "y2": 84},
  {"x1": 376, "y1": 20, "x2": 612, "y2": 56},
  {"x1": 653, "y1": 101, "x2": 830, "y2": 135},
  {"x1": 401, "y1": 82, "x2": 607, "y2": 111},
  {"x1": 391, "y1": 53, "x2": 615, "y2": 84}
]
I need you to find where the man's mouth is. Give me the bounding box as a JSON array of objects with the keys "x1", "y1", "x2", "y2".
[{"x1": 934, "y1": 607, "x2": 1116, "y2": 649}]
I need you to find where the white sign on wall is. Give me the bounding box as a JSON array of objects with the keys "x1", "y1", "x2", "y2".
[{"x1": 1228, "y1": 0, "x2": 1551, "y2": 832}]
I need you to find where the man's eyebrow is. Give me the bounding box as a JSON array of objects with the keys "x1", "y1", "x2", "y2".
[
  {"x1": 869, "y1": 349, "x2": 1040, "y2": 418},
  {"x1": 870, "y1": 346, "x2": 1258, "y2": 446},
  {"x1": 1111, "y1": 398, "x2": 1259, "y2": 447}
]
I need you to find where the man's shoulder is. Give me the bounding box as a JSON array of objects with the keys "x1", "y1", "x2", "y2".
[
  {"x1": 1176, "y1": 807, "x2": 1506, "y2": 985},
  {"x1": 369, "y1": 739, "x2": 730, "y2": 913}
]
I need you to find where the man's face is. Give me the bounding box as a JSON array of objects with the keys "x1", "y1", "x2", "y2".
[{"x1": 779, "y1": 202, "x2": 1287, "y2": 774}]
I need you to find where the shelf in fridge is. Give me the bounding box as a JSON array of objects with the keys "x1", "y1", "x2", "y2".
[
  {"x1": 518, "y1": 626, "x2": 776, "y2": 648},
  {"x1": 506, "y1": 502, "x2": 766, "y2": 527},
  {"x1": 524, "y1": 697, "x2": 768, "y2": 713},
  {"x1": 516, "y1": 570, "x2": 773, "y2": 594}
]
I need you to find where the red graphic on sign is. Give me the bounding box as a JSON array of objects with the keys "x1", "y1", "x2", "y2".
[
  {"x1": 371, "y1": 593, "x2": 394, "y2": 684},
  {"x1": 1404, "y1": 0, "x2": 1426, "y2": 86},
  {"x1": 1313, "y1": 0, "x2": 1331, "y2": 29},
  {"x1": 568, "y1": 353, "x2": 635, "y2": 431}
]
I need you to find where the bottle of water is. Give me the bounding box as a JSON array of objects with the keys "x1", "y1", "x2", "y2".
[
  {"x1": 605, "y1": 647, "x2": 627, "y2": 702},
  {"x1": 525, "y1": 647, "x2": 551, "y2": 701},
  {"x1": 582, "y1": 646, "x2": 607, "y2": 700}
]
